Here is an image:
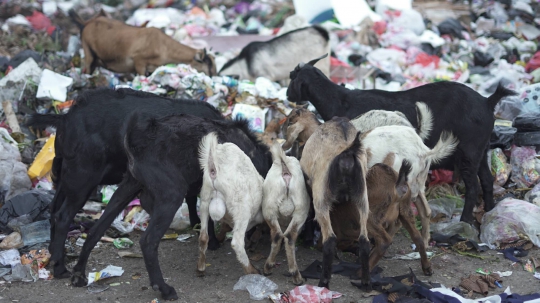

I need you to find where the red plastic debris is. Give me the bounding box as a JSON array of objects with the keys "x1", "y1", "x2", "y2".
[
  {"x1": 373, "y1": 21, "x2": 387, "y2": 36},
  {"x1": 415, "y1": 52, "x2": 440, "y2": 68},
  {"x1": 526, "y1": 51, "x2": 540, "y2": 73},
  {"x1": 26, "y1": 11, "x2": 56, "y2": 36},
  {"x1": 429, "y1": 169, "x2": 453, "y2": 186}
]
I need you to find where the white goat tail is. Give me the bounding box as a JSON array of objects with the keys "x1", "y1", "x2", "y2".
[
  {"x1": 426, "y1": 131, "x2": 459, "y2": 164},
  {"x1": 415, "y1": 102, "x2": 433, "y2": 141}
]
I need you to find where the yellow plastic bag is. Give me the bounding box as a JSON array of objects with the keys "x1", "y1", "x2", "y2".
[{"x1": 28, "y1": 135, "x2": 55, "y2": 180}]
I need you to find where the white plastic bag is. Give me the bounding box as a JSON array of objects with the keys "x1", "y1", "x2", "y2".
[
  {"x1": 233, "y1": 274, "x2": 278, "y2": 300},
  {"x1": 480, "y1": 198, "x2": 540, "y2": 248}
]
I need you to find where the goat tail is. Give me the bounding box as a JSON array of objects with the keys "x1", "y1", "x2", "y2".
[
  {"x1": 25, "y1": 113, "x2": 64, "y2": 129},
  {"x1": 425, "y1": 131, "x2": 459, "y2": 164},
  {"x1": 486, "y1": 83, "x2": 517, "y2": 111},
  {"x1": 327, "y1": 132, "x2": 365, "y2": 201},
  {"x1": 269, "y1": 141, "x2": 287, "y2": 164},
  {"x1": 415, "y1": 102, "x2": 433, "y2": 141},
  {"x1": 68, "y1": 9, "x2": 85, "y2": 31},
  {"x1": 198, "y1": 132, "x2": 219, "y2": 176}
]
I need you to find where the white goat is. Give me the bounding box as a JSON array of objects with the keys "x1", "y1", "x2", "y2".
[
  {"x1": 351, "y1": 102, "x2": 433, "y2": 141},
  {"x1": 262, "y1": 142, "x2": 310, "y2": 285},
  {"x1": 197, "y1": 132, "x2": 264, "y2": 275},
  {"x1": 361, "y1": 126, "x2": 458, "y2": 246}
]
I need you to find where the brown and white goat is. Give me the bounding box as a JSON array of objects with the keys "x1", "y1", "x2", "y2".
[
  {"x1": 327, "y1": 155, "x2": 433, "y2": 276},
  {"x1": 68, "y1": 9, "x2": 216, "y2": 76},
  {"x1": 262, "y1": 142, "x2": 310, "y2": 285},
  {"x1": 300, "y1": 117, "x2": 371, "y2": 291},
  {"x1": 282, "y1": 108, "x2": 457, "y2": 247}
]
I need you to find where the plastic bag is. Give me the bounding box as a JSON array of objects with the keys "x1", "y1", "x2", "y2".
[
  {"x1": 490, "y1": 148, "x2": 511, "y2": 186},
  {"x1": 437, "y1": 18, "x2": 465, "y2": 39},
  {"x1": 101, "y1": 185, "x2": 118, "y2": 204},
  {"x1": 525, "y1": 182, "x2": 540, "y2": 206},
  {"x1": 269, "y1": 285, "x2": 343, "y2": 303},
  {"x1": 0, "y1": 232, "x2": 23, "y2": 249},
  {"x1": 0, "y1": 190, "x2": 53, "y2": 234},
  {"x1": 431, "y1": 221, "x2": 479, "y2": 242},
  {"x1": 27, "y1": 135, "x2": 55, "y2": 180},
  {"x1": 480, "y1": 198, "x2": 540, "y2": 248},
  {"x1": 19, "y1": 220, "x2": 51, "y2": 246},
  {"x1": 169, "y1": 202, "x2": 191, "y2": 231},
  {"x1": 0, "y1": 139, "x2": 32, "y2": 203},
  {"x1": 490, "y1": 125, "x2": 517, "y2": 149},
  {"x1": 0, "y1": 248, "x2": 21, "y2": 266},
  {"x1": 510, "y1": 146, "x2": 540, "y2": 188},
  {"x1": 4, "y1": 263, "x2": 35, "y2": 282},
  {"x1": 233, "y1": 274, "x2": 278, "y2": 300},
  {"x1": 494, "y1": 96, "x2": 524, "y2": 121},
  {"x1": 514, "y1": 114, "x2": 540, "y2": 132},
  {"x1": 428, "y1": 198, "x2": 457, "y2": 221},
  {"x1": 514, "y1": 132, "x2": 540, "y2": 148}
]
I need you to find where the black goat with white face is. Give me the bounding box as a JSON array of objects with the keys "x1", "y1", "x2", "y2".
[{"x1": 287, "y1": 54, "x2": 516, "y2": 225}]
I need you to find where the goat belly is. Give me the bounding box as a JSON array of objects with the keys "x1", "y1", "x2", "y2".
[{"x1": 209, "y1": 194, "x2": 226, "y2": 221}]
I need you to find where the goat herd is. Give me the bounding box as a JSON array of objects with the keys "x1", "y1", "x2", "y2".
[{"x1": 27, "y1": 54, "x2": 516, "y2": 300}]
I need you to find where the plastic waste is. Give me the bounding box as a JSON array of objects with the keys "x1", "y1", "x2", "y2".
[
  {"x1": 474, "y1": 51, "x2": 494, "y2": 67},
  {"x1": 392, "y1": 9, "x2": 425, "y2": 36},
  {"x1": 0, "y1": 232, "x2": 23, "y2": 249},
  {"x1": 490, "y1": 125, "x2": 517, "y2": 149},
  {"x1": 169, "y1": 202, "x2": 191, "y2": 231},
  {"x1": 0, "y1": 249, "x2": 21, "y2": 266},
  {"x1": 21, "y1": 249, "x2": 51, "y2": 270},
  {"x1": 27, "y1": 135, "x2": 55, "y2": 180},
  {"x1": 232, "y1": 104, "x2": 267, "y2": 133},
  {"x1": 87, "y1": 265, "x2": 125, "y2": 286},
  {"x1": 490, "y1": 148, "x2": 511, "y2": 186},
  {"x1": 36, "y1": 69, "x2": 73, "y2": 102},
  {"x1": 101, "y1": 185, "x2": 118, "y2": 204},
  {"x1": 525, "y1": 183, "x2": 540, "y2": 207},
  {"x1": 510, "y1": 146, "x2": 540, "y2": 188},
  {"x1": 437, "y1": 18, "x2": 465, "y2": 39},
  {"x1": 113, "y1": 238, "x2": 134, "y2": 249},
  {"x1": 0, "y1": 190, "x2": 53, "y2": 233},
  {"x1": 429, "y1": 198, "x2": 457, "y2": 221},
  {"x1": 480, "y1": 198, "x2": 540, "y2": 248},
  {"x1": 514, "y1": 114, "x2": 540, "y2": 132},
  {"x1": 392, "y1": 252, "x2": 434, "y2": 260},
  {"x1": 0, "y1": 139, "x2": 32, "y2": 204},
  {"x1": 514, "y1": 132, "x2": 540, "y2": 149},
  {"x1": 19, "y1": 220, "x2": 51, "y2": 246},
  {"x1": 0, "y1": 268, "x2": 10, "y2": 278},
  {"x1": 431, "y1": 221, "x2": 479, "y2": 243},
  {"x1": 269, "y1": 285, "x2": 343, "y2": 303},
  {"x1": 4, "y1": 263, "x2": 35, "y2": 282},
  {"x1": 233, "y1": 274, "x2": 278, "y2": 300}
]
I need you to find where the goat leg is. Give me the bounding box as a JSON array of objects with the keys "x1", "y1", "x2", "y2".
[
  {"x1": 186, "y1": 195, "x2": 220, "y2": 251},
  {"x1": 478, "y1": 149, "x2": 495, "y2": 212},
  {"x1": 140, "y1": 192, "x2": 184, "y2": 301},
  {"x1": 315, "y1": 208, "x2": 336, "y2": 289},
  {"x1": 263, "y1": 219, "x2": 283, "y2": 276},
  {"x1": 50, "y1": 175, "x2": 100, "y2": 279},
  {"x1": 366, "y1": 218, "x2": 392, "y2": 275},
  {"x1": 356, "y1": 190, "x2": 372, "y2": 292},
  {"x1": 71, "y1": 174, "x2": 142, "y2": 287},
  {"x1": 283, "y1": 217, "x2": 305, "y2": 285},
  {"x1": 414, "y1": 192, "x2": 432, "y2": 248},
  {"x1": 48, "y1": 181, "x2": 65, "y2": 250},
  {"x1": 231, "y1": 213, "x2": 260, "y2": 275},
  {"x1": 459, "y1": 158, "x2": 480, "y2": 224},
  {"x1": 399, "y1": 206, "x2": 433, "y2": 276},
  {"x1": 196, "y1": 190, "x2": 211, "y2": 277}
]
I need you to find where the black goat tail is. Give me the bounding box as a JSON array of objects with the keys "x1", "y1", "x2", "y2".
[
  {"x1": 68, "y1": 9, "x2": 85, "y2": 31},
  {"x1": 396, "y1": 159, "x2": 412, "y2": 187},
  {"x1": 487, "y1": 83, "x2": 517, "y2": 111},
  {"x1": 327, "y1": 132, "x2": 365, "y2": 202},
  {"x1": 25, "y1": 113, "x2": 64, "y2": 129}
]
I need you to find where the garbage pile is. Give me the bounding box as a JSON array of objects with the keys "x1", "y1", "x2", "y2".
[{"x1": 0, "y1": 0, "x2": 540, "y2": 298}]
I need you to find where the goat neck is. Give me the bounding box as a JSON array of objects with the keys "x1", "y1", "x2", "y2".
[{"x1": 165, "y1": 39, "x2": 199, "y2": 63}]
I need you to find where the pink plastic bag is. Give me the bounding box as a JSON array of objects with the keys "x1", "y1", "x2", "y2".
[{"x1": 271, "y1": 285, "x2": 342, "y2": 303}]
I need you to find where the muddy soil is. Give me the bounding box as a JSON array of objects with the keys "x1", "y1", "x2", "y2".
[{"x1": 4, "y1": 230, "x2": 539, "y2": 303}]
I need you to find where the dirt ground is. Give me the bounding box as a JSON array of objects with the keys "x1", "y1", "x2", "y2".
[{"x1": 4, "y1": 229, "x2": 540, "y2": 303}]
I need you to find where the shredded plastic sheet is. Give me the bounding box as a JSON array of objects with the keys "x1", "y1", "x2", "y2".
[
  {"x1": 233, "y1": 274, "x2": 278, "y2": 300},
  {"x1": 480, "y1": 198, "x2": 540, "y2": 249},
  {"x1": 87, "y1": 265, "x2": 124, "y2": 286},
  {"x1": 270, "y1": 285, "x2": 342, "y2": 303}
]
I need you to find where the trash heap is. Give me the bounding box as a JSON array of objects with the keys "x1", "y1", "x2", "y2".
[{"x1": 0, "y1": 0, "x2": 540, "y2": 295}]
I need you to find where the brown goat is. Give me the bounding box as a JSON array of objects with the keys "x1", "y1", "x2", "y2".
[
  {"x1": 68, "y1": 9, "x2": 216, "y2": 76},
  {"x1": 282, "y1": 105, "x2": 321, "y2": 158},
  {"x1": 324, "y1": 154, "x2": 433, "y2": 276}
]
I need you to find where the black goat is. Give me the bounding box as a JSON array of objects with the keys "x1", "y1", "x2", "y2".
[
  {"x1": 70, "y1": 113, "x2": 272, "y2": 300},
  {"x1": 25, "y1": 88, "x2": 225, "y2": 280},
  {"x1": 287, "y1": 54, "x2": 516, "y2": 224}
]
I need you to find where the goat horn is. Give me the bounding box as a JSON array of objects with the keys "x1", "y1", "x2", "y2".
[
  {"x1": 307, "y1": 53, "x2": 329, "y2": 66},
  {"x1": 298, "y1": 62, "x2": 305, "y2": 68}
]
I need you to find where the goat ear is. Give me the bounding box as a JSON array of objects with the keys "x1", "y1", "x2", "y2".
[
  {"x1": 307, "y1": 53, "x2": 329, "y2": 66},
  {"x1": 194, "y1": 50, "x2": 204, "y2": 63},
  {"x1": 203, "y1": 48, "x2": 208, "y2": 57}
]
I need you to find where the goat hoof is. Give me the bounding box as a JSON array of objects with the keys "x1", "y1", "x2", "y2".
[
  {"x1": 246, "y1": 264, "x2": 260, "y2": 275},
  {"x1": 196, "y1": 270, "x2": 205, "y2": 277},
  {"x1": 361, "y1": 282, "x2": 373, "y2": 293},
  {"x1": 160, "y1": 284, "x2": 178, "y2": 301},
  {"x1": 70, "y1": 272, "x2": 87, "y2": 287},
  {"x1": 54, "y1": 268, "x2": 72, "y2": 280},
  {"x1": 423, "y1": 266, "x2": 433, "y2": 276},
  {"x1": 207, "y1": 238, "x2": 220, "y2": 251},
  {"x1": 318, "y1": 281, "x2": 329, "y2": 289},
  {"x1": 153, "y1": 284, "x2": 160, "y2": 291},
  {"x1": 292, "y1": 273, "x2": 304, "y2": 286},
  {"x1": 263, "y1": 264, "x2": 274, "y2": 276}
]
